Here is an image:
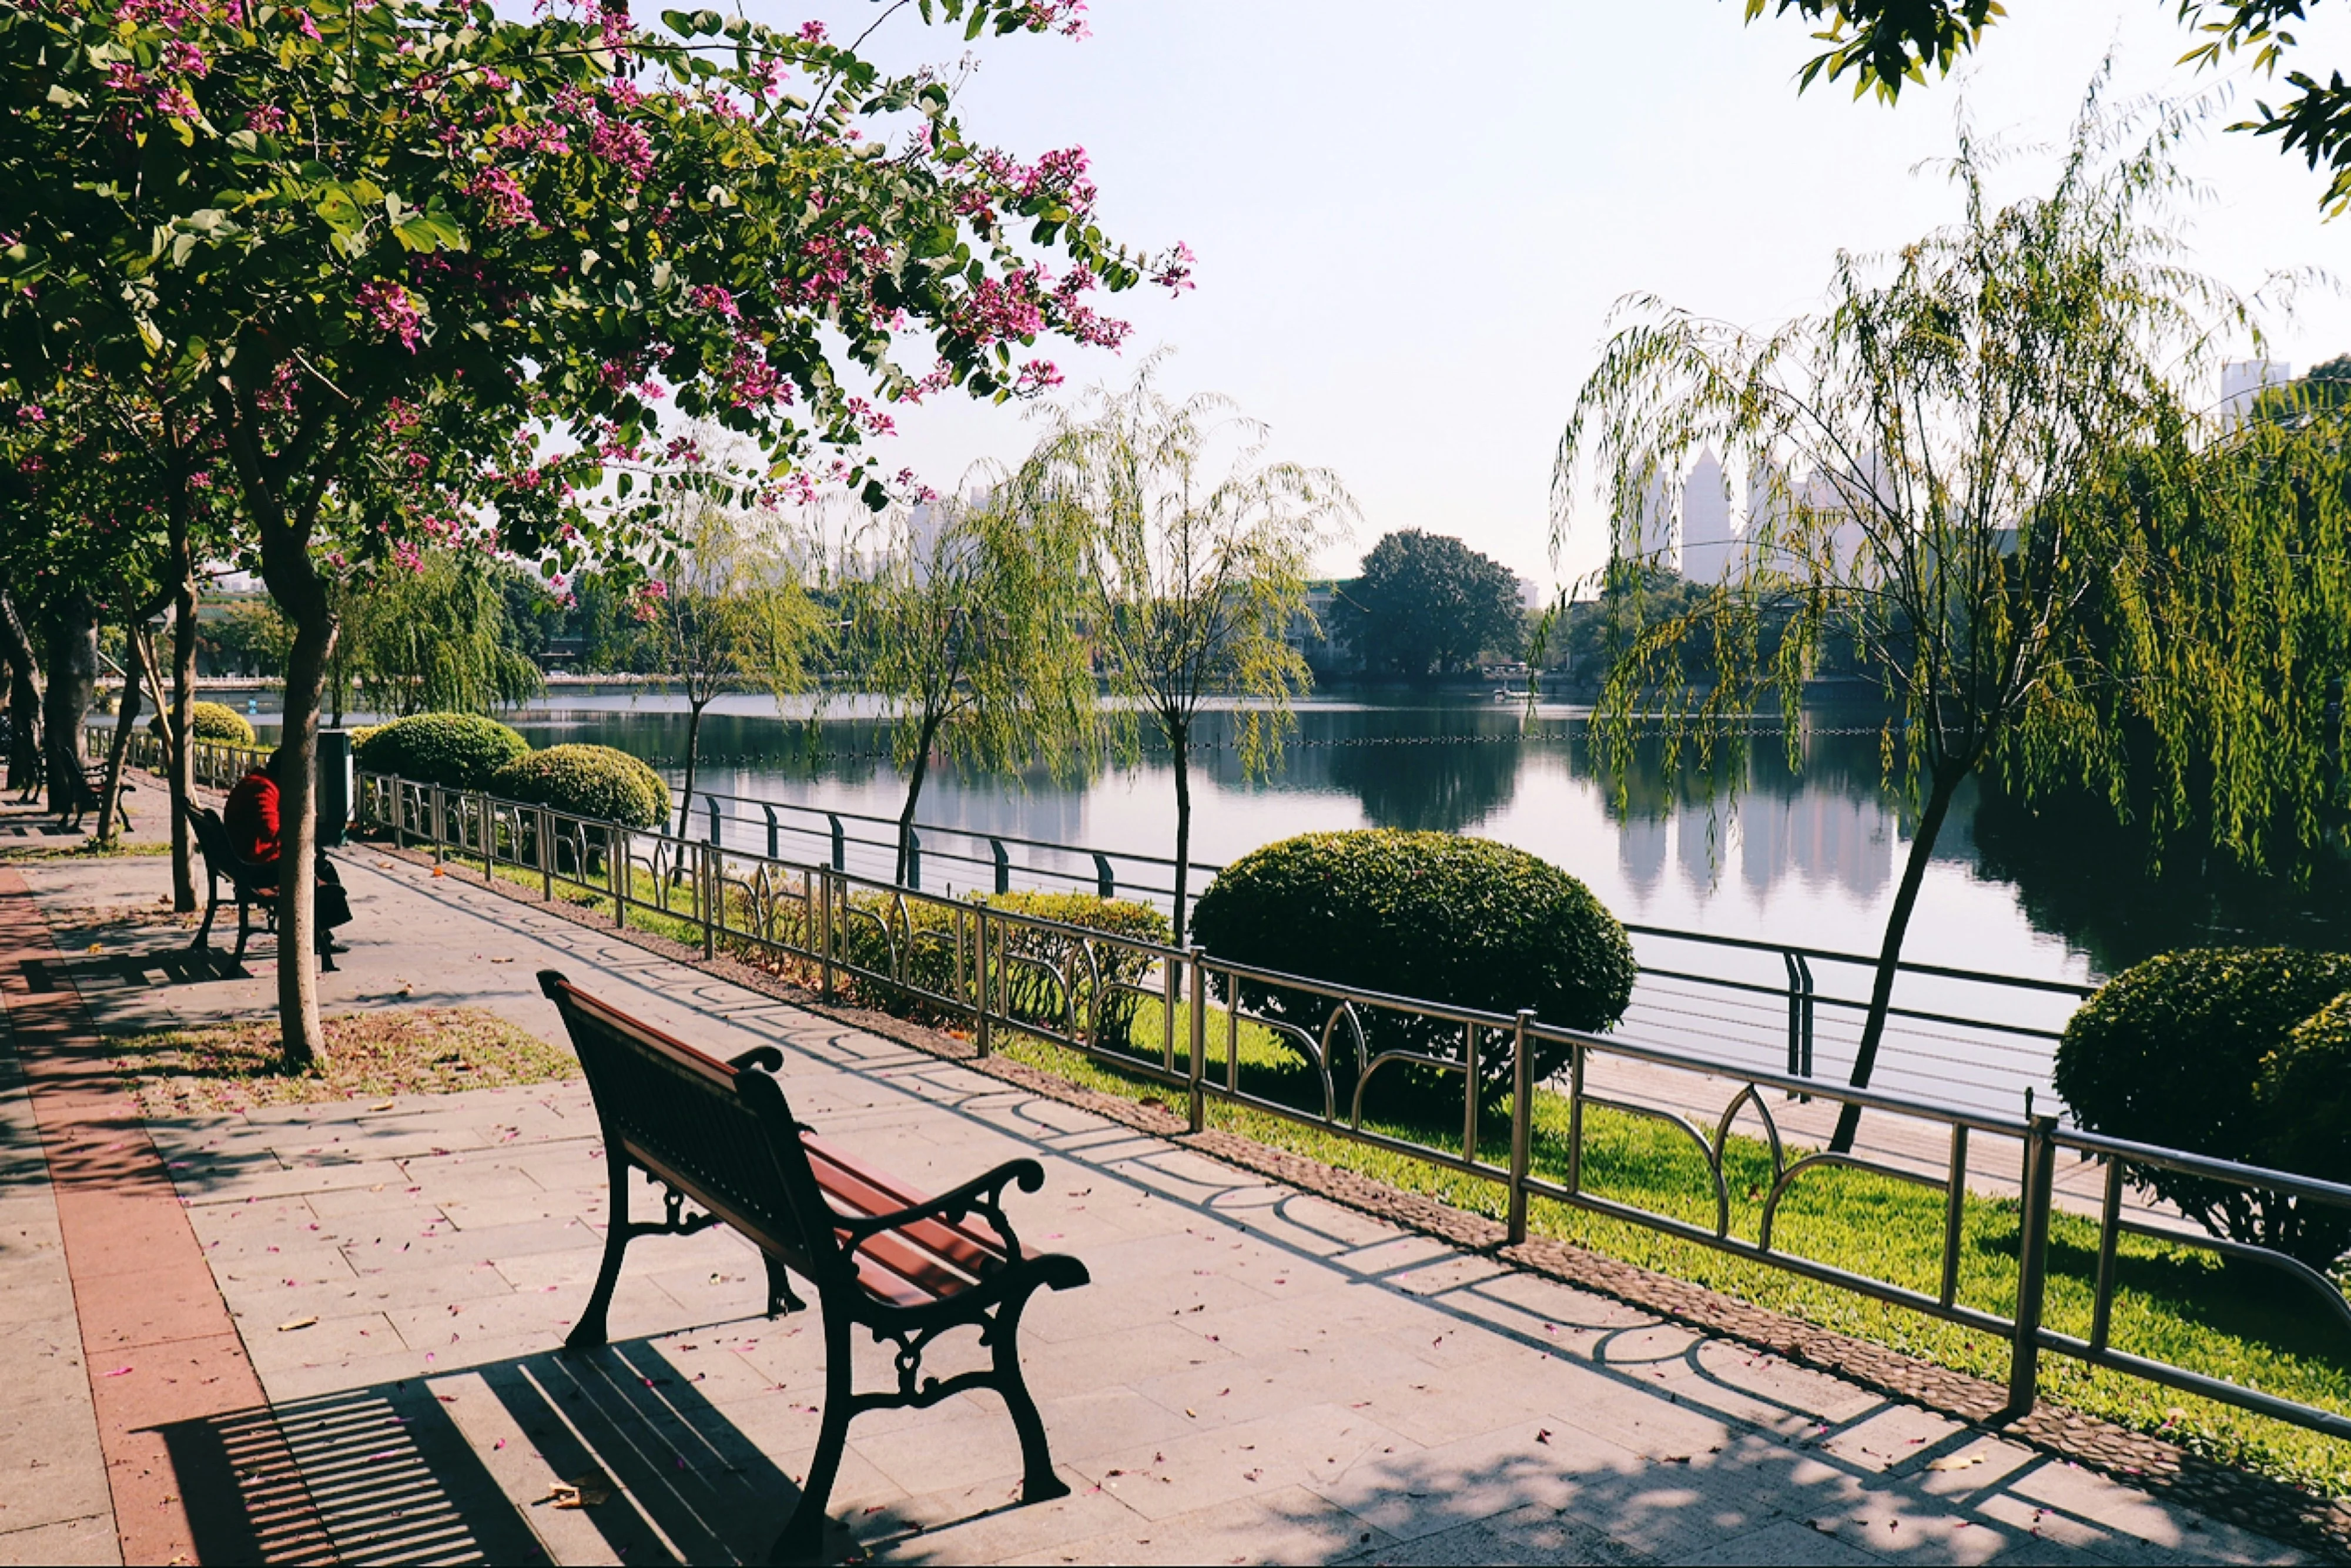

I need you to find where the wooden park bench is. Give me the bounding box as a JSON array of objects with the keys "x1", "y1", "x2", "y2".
[
  {"x1": 537, "y1": 970, "x2": 1090, "y2": 1564},
  {"x1": 187, "y1": 805, "x2": 339, "y2": 973}
]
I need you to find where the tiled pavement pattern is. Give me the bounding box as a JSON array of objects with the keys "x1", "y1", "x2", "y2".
[{"x1": 1, "y1": 850, "x2": 2317, "y2": 1564}]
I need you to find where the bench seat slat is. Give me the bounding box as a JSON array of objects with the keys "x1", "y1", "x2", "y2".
[{"x1": 804, "y1": 1137, "x2": 1007, "y2": 1274}]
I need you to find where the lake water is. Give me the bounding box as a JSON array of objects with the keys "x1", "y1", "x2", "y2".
[{"x1": 233, "y1": 685, "x2": 2351, "y2": 1114}]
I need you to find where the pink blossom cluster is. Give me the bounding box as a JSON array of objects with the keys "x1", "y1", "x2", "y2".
[
  {"x1": 975, "y1": 145, "x2": 1097, "y2": 220},
  {"x1": 588, "y1": 115, "x2": 655, "y2": 180},
  {"x1": 954, "y1": 272, "x2": 1046, "y2": 344},
  {"x1": 628, "y1": 580, "x2": 668, "y2": 622},
  {"x1": 689, "y1": 283, "x2": 740, "y2": 319},
  {"x1": 493, "y1": 120, "x2": 572, "y2": 155},
  {"x1": 1017, "y1": 0, "x2": 1089, "y2": 37},
  {"x1": 845, "y1": 397, "x2": 895, "y2": 437},
  {"x1": 468, "y1": 166, "x2": 535, "y2": 229},
  {"x1": 357, "y1": 280, "x2": 425, "y2": 351},
  {"x1": 796, "y1": 19, "x2": 827, "y2": 43},
  {"x1": 1151, "y1": 241, "x2": 1197, "y2": 294},
  {"x1": 1013, "y1": 359, "x2": 1063, "y2": 394},
  {"x1": 246, "y1": 105, "x2": 289, "y2": 133}
]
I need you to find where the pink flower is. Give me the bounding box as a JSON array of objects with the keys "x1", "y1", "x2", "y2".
[
  {"x1": 356, "y1": 280, "x2": 426, "y2": 351},
  {"x1": 161, "y1": 41, "x2": 209, "y2": 77},
  {"x1": 588, "y1": 116, "x2": 655, "y2": 179},
  {"x1": 1153, "y1": 241, "x2": 1196, "y2": 294},
  {"x1": 246, "y1": 105, "x2": 289, "y2": 133},
  {"x1": 294, "y1": 8, "x2": 321, "y2": 38},
  {"x1": 796, "y1": 19, "x2": 826, "y2": 43},
  {"x1": 689, "y1": 283, "x2": 739, "y2": 318},
  {"x1": 467, "y1": 166, "x2": 535, "y2": 229},
  {"x1": 1014, "y1": 359, "x2": 1064, "y2": 394}
]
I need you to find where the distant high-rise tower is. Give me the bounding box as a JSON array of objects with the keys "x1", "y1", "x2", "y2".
[
  {"x1": 1614, "y1": 471, "x2": 1679, "y2": 572},
  {"x1": 1680, "y1": 448, "x2": 1734, "y2": 584},
  {"x1": 2221, "y1": 359, "x2": 2292, "y2": 424}
]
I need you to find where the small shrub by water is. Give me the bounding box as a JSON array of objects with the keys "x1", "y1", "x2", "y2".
[
  {"x1": 1190, "y1": 829, "x2": 1634, "y2": 1111},
  {"x1": 354, "y1": 712, "x2": 530, "y2": 790},
  {"x1": 490, "y1": 744, "x2": 670, "y2": 829},
  {"x1": 2057, "y1": 946, "x2": 2351, "y2": 1267},
  {"x1": 188, "y1": 701, "x2": 256, "y2": 746}
]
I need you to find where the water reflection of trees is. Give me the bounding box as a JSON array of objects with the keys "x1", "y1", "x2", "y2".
[
  {"x1": 1323, "y1": 733, "x2": 1522, "y2": 832},
  {"x1": 1971, "y1": 778, "x2": 2351, "y2": 974}
]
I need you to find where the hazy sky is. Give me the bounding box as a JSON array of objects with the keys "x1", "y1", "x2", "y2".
[{"x1": 756, "y1": 0, "x2": 2351, "y2": 590}]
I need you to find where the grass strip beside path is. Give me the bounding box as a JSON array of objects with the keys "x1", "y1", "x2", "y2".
[{"x1": 113, "y1": 1006, "x2": 578, "y2": 1116}]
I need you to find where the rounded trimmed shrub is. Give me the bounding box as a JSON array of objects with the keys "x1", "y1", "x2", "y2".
[
  {"x1": 2260, "y1": 993, "x2": 2351, "y2": 1188},
  {"x1": 1190, "y1": 830, "x2": 1634, "y2": 1111},
  {"x1": 488, "y1": 744, "x2": 670, "y2": 829},
  {"x1": 2057, "y1": 947, "x2": 2351, "y2": 1267},
  {"x1": 189, "y1": 701, "x2": 257, "y2": 746},
  {"x1": 354, "y1": 713, "x2": 530, "y2": 790}
]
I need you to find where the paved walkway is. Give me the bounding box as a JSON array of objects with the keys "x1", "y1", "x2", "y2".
[{"x1": 0, "y1": 849, "x2": 2317, "y2": 1564}]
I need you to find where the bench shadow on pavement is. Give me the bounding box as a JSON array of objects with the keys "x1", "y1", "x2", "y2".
[{"x1": 154, "y1": 1338, "x2": 856, "y2": 1567}]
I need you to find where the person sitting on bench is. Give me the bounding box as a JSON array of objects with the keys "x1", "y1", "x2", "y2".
[{"x1": 226, "y1": 747, "x2": 354, "y2": 956}]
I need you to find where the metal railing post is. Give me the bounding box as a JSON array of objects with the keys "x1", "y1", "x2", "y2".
[
  {"x1": 974, "y1": 906, "x2": 992, "y2": 1058},
  {"x1": 1092, "y1": 852, "x2": 1114, "y2": 900},
  {"x1": 1509, "y1": 1010, "x2": 1533, "y2": 1245},
  {"x1": 391, "y1": 776, "x2": 406, "y2": 849},
  {"x1": 819, "y1": 870, "x2": 836, "y2": 1002},
  {"x1": 432, "y1": 785, "x2": 447, "y2": 863},
  {"x1": 478, "y1": 793, "x2": 493, "y2": 881},
  {"x1": 612, "y1": 828, "x2": 628, "y2": 929},
  {"x1": 763, "y1": 803, "x2": 779, "y2": 861},
  {"x1": 701, "y1": 841, "x2": 718, "y2": 959},
  {"x1": 1566, "y1": 1042, "x2": 1586, "y2": 1198},
  {"x1": 828, "y1": 813, "x2": 845, "y2": 873},
  {"x1": 906, "y1": 830, "x2": 921, "y2": 891},
  {"x1": 1783, "y1": 950, "x2": 1814, "y2": 1100},
  {"x1": 539, "y1": 806, "x2": 555, "y2": 901},
  {"x1": 1462, "y1": 1021, "x2": 1480, "y2": 1165},
  {"x1": 2005, "y1": 1106, "x2": 2058, "y2": 1420},
  {"x1": 2089, "y1": 1155, "x2": 2125, "y2": 1355},
  {"x1": 992, "y1": 838, "x2": 1011, "y2": 895},
  {"x1": 706, "y1": 796, "x2": 722, "y2": 848},
  {"x1": 1187, "y1": 949, "x2": 1208, "y2": 1134}
]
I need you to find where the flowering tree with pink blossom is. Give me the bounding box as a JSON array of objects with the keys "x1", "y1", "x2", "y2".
[{"x1": 1, "y1": 0, "x2": 1184, "y2": 1062}]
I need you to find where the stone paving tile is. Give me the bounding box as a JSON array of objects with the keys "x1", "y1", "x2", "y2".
[
  {"x1": 0, "y1": 1513, "x2": 122, "y2": 1566},
  {"x1": 1000, "y1": 1483, "x2": 1389, "y2": 1566}
]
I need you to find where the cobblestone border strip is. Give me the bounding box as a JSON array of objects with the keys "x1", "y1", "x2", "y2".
[{"x1": 365, "y1": 842, "x2": 2351, "y2": 1562}]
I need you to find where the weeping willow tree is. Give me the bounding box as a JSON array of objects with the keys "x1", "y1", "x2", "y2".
[
  {"x1": 1011, "y1": 362, "x2": 1353, "y2": 944},
  {"x1": 848, "y1": 489, "x2": 1096, "y2": 884},
  {"x1": 1554, "y1": 83, "x2": 2348, "y2": 1151},
  {"x1": 332, "y1": 554, "x2": 544, "y2": 721},
  {"x1": 648, "y1": 501, "x2": 827, "y2": 839}
]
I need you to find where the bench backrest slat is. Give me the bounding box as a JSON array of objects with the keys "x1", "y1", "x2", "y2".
[{"x1": 545, "y1": 979, "x2": 838, "y2": 1279}]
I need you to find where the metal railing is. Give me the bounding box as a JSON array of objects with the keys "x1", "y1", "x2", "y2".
[
  {"x1": 341, "y1": 764, "x2": 2351, "y2": 1443},
  {"x1": 105, "y1": 725, "x2": 2092, "y2": 1115}
]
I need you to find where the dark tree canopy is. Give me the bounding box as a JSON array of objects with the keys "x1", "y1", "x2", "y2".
[
  {"x1": 1335, "y1": 530, "x2": 1525, "y2": 679},
  {"x1": 1741, "y1": 1, "x2": 2351, "y2": 213}
]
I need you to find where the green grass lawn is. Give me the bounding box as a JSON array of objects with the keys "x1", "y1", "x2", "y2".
[{"x1": 400, "y1": 837, "x2": 2351, "y2": 1496}]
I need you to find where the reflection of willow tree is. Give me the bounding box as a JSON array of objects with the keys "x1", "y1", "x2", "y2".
[
  {"x1": 1326, "y1": 733, "x2": 1523, "y2": 832},
  {"x1": 1972, "y1": 775, "x2": 2351, "y2": 976}
]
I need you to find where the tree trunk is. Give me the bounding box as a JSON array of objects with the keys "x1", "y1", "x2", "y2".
[
  {"x1": 1828, "y1": 763, "x2": 1967, "y2": 1155},
  {"x1": 94, "y1": 618, "x2": 143, "y2": 848},
  {"x1": 1170, "y1": 716, "x2": 1193, "y2": 946},
  {"x1": 40, "y1": 592, "x2": 98, "y2": 811},
  {"x1": 677, "y1": 698, "x2": 706, "y2": 840},
  {"x1": 273, "y1": 599, "x2": 337, "y2": 1070},
  {"x1": 895, "y1": 721, "x2": 939, "y2": 885},
  {"x1": 0, "y1": 591, "x2": 41, "y2": 793},
  {"x1": 169, "y1": 577, "x2": 200, "y2": 910}
]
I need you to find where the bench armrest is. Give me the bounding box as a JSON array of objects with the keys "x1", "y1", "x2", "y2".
[
  {"x1": 836, "y1": 1157, "x2": 1046, "y2": 1262},
  {"x1": 728, "y1": 1045, "x2": 785, "y2": 1074}
]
